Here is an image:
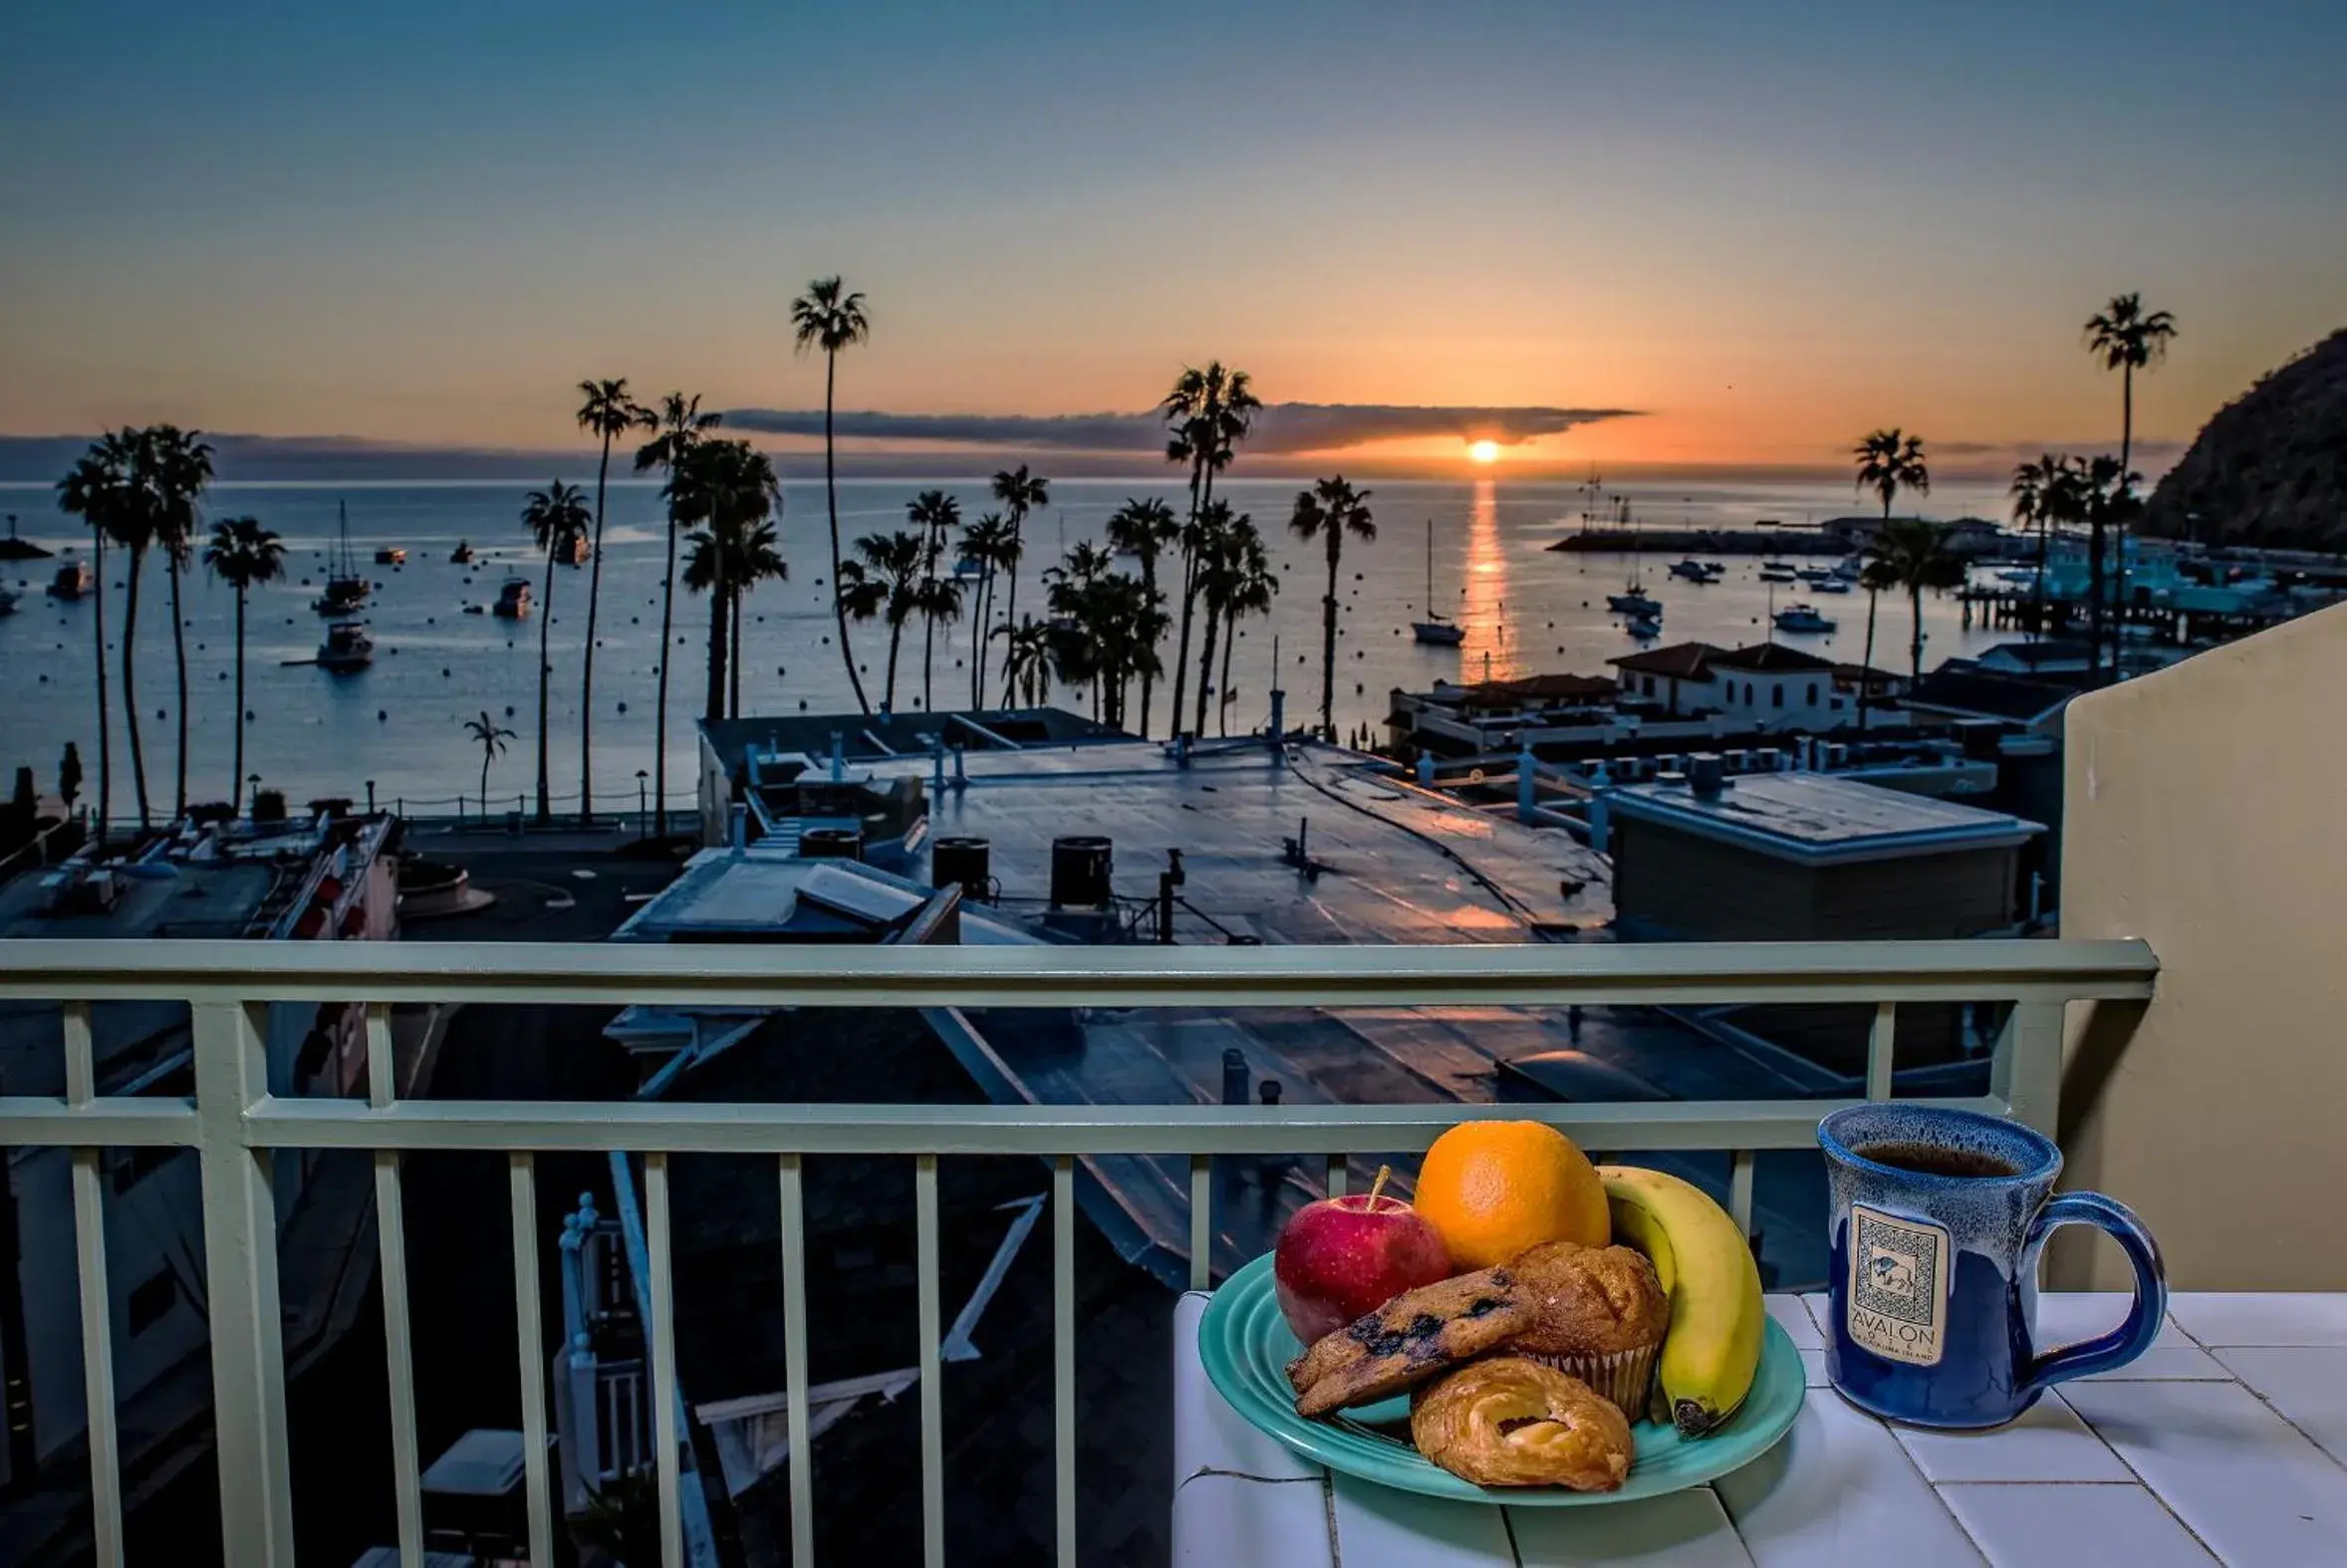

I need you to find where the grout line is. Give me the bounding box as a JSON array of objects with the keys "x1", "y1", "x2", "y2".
[
  {"x1": 2204, "y1": 1348, "x2": 2347, "y2": 1478},
  {"x1": 1173, "y1": 1465, "x2": 1325, "y2": 1498},
  {"x1": 2059, "y1": 1391, "x2": 2227, "y2": 1562},
  {"x1": 1323, "y1": 1468, "x2": 1344, "y2": 1568},
  {"x1": 1499, "y1": 1502, "x2": 1523, "y2": 1567}
]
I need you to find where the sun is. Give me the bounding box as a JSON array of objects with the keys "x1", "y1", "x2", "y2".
[{"x1": 1467, "y1": 439, "x2": 1501, "y2": 464}]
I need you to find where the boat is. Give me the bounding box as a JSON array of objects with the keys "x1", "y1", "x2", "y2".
[
  {"x1": 1796, "y1": 566, "x2": 1838, "y2": 586},
  {"x1": 314, "y1": 501, "x2": 371, "y2": 616},
  {"x1": 374, "y1": 547, "x2": 406, "y2": 566},
  {"x1": 1411, "y1": 520, "x2": 1465, "y2": 646},
  {"x1": 1832, "y1": 555, "x2": 1864, "y2": 581},
  {"x1": 1667, "y1": 559, "x2": 1718, "y2": 583},
  {"x1": 1809, "y1": 576, "x2": 1852, "y2": 595},
  {"x1": 450, "y1": 541, "x2": 476, "y2": 564},
  {"x1": 1625, "y1": 613, "x2": 1663, "y2": 641},
  {"x1": 0, "y1": 516, "x2": 53, "y2": 562},
  {"x1": 316, "y1": 621, "x2": 375, "y2": 672},
  {"x1": 491, "y1": 576, "x2": 533, "y2": 619},
  {"x1": 46, "y1": 560, "x2": 93, "y2": 600},
  {"x1": 1758, "y1": 562, "x2": 1798, "y2": 585},
  {"x1": 555, "y1": 533, "x2": 590, "y2": 567},
  {"x1": 952, "y1": 555, "x2": 985, "y2": 581},
  {"x1": 1773, "y1": 604, "x2": 1836, "y2": 634}
]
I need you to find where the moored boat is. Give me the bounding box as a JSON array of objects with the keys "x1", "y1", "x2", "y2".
[
  {"x1": 1625, "y1": 612, "x2": 1663, "y2": 640},
  {"x1": 491, "y1": 576, "x2": 533, "y2": 619},
  {"x1": 374, "y1": 546, "x2": 406, "y2": 565},
  {"x1": 450, "y1": 541, "x2": 476, "y2": 564},
  {"x1": 316, "y1": 620, "x2": 375, "y2": 672},
  {"x1": 1411, "y1": 520, "x2": 1465, "y2": 645},
  {"x1": 1773, "y1": 604, "x2": 1836, "y2": 634},
  {"x1": 46, "y1": 561, "x2": 93, "y2": 600}
]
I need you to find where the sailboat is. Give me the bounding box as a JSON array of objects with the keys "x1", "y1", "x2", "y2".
[
  {"x1": 1606, "y1": 500, "x2": 1662, "y2": 617},
  {"x1": 1411, "y1": 519, "x2": 1464, "y2": 646},
  {"x1": 313, "y1": 500, "x2": 370, "y2": 616}
]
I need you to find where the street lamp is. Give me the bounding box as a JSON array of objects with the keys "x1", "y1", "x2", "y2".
[{"x1": 636, "y1": 770, "x2": 650, "y2": 840}]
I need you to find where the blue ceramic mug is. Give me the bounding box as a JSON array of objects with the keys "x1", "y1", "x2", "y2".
[{"x1": 1819, "y1": 1104, "x2": 2166, "y2": 1429}]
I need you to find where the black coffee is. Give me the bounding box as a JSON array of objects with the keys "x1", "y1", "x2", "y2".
[{"x1": 1855, "y1": 1141, "x2": 2019, "y2": 1179}]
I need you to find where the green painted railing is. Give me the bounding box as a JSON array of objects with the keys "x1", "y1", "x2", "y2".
[{"x1": 0, "y1": 935, "x2": 2157, "y2": 1568}]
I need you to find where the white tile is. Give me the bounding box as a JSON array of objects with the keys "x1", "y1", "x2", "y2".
[
  {"x1": 2216, "y1": 1347, "x2": 2347, "y2": 1467},
  {"x1": 2062, "y1": 1378, "x2": 2347, "y2": 1567},
  {"x1": 1799, "y1": 1349, "x2": 1829, "y2": 1388},
  {"x1": 1715, "y1": 1388, "x2": 1983, "y2": 1566},
  {"x1": 1509, "y1": 1485, "x2": 1756, "y2": 1566},
  {"x1": 1174, "y1": 1293, "x2": 1318, "y2": 1483},
  {"x1": 1173, "y1": 1472, "x2": 1333, "y2": 1567},
  {"x1": 1766, "y1": 1294, "x2": 1823, "y2": 1351},
  {"x1": 2033, "y1": 1292, "x2": 2198, "y2": 1353},
  {"x1": 1940, "y1": 1483, "x2": 2216, "y2": 1568},
  {"x1": 2168, "y1": 1293, "x2": 2347, "y2": 1348},
  {"x1": 1329, "y1": 1469, "x2": 1514, "y2": 1566},
  {"x1": 1893, "y1": 1392, "x2": 2133, "y2": 1483},
  {"x1": 1799, "y1": 1291, "x2": 1833, "y2": 1339}
]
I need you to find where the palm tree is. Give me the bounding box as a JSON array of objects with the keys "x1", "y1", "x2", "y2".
[
  {"x1": 686, "y1": 517, "x2": 787, "y2": 719},
  {"x1": 956, "y1": 512, "x2": 1019, "y2": 708},
  {"x1": 634, "y1": 393, "x2": 722, "y2": 831},
  {"x1": 1288, "y1": 475, "x2": 1376, "y2": 739},
  {"x1": 837, "y1": 530, "x2": 927, "y2": 713},
  {"x1": 141, "y1": 425, "x2": 212, "y2": 817},
  {"x1": 998, "y1": 618, "x2": 1055, "y2": 708},
  {"x1": 575, "y1": 379, "x2": 654, "y2": 823},
  {"x1": 108, "y1": 431, "x2": 160, "y2": 829},
  {"x1": 2076, "y1": 453, "x2": 2139, "y2": 680},
  {"x1": 1866, "y1": 519, "x2": 1966, "y2": 682},
  {"x1": 202, "y1": 518, "x2": 285, "y2": 812},
  {"x1": 672, "y1": 439, "x2": 783, "y2": 723},
  {"x1": 906, "y1": 490, "x2": 962, "y2": 709},
  {"x1": 791, "y1": 276, "x2": 874, "y2": 714},
  {"x1": 464, "y1": 712, "x2": 516, "y2": 817},
  {"x1": 987, "y1": 466, "x2": 1051, "y2": 699},
  {"x1": 1214, "y1": 518, "x2": 1277, "y2": 736},
  {"x1": 1044, "y1": 542, "x2": 1118, "y2": 716},
  {"x1": 2006, "y1": 453, "x2": 2069, "y2": 641},
  {"x1": 1161, "y1": 364, "x2": 1260, "y2": 736},
  {"x1": 56, "y1": 435, "x2": 136, "y2": 839},
  {"x1": 1851, "y1": 428, "x2": 1931, "y2": 729},
  {"x1": 1104, "y1": 496, "x2": 1179, "y2": 735},
  {"x1": 2084, "y1": 295, "x2": 2177, "y2": 654},
  {"x1": 520, "y1": 481, "x2": 592, "y2": 824},
  {"x1": 1184, "y1": 502, "x2": 1238, "y2": 736}
]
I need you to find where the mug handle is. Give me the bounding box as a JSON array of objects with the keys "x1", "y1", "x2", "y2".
[{"x1": 2018, "y1": 1190, "x2": 2169, "y2": 1393}]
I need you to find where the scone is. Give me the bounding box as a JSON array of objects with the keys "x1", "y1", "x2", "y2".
[
  {"x1": 1510, "y1": 1241, "x2": 1669, "y2": 1422},
  {"x1": 1410, "y1": 1357, "x2": 1634, "y2": 1490},
  {"x1": 1286, "y1": 1264, "x2": 1533, "y2": 1418}
]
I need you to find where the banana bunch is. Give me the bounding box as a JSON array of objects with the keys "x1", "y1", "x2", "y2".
[{"x1": 1598, "y1": 1165, "x2": 1765, "y2": 1437}]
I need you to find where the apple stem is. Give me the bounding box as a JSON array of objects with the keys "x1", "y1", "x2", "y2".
[{"x1": 1368, "y1": 1164, "x2": 1392, "y2": 1209}]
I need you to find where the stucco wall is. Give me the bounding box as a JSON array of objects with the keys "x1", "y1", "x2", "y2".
[{"x1": 2054, "y1": 601, "x2": 2347, "y2": 1290}]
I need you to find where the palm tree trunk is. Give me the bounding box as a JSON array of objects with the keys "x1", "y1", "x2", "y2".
[
  {"x1": 969, "y1": 570, "x2": 987, "y2": 708},
  {"x1": 167, "y1": 553, "x2": 189, "y2": 816},
  {"x1": 885, "y1": 620, "x2": 904, "y2": 713},
  {"x1": 123, "y1": 547, "x2": 150, "y2": 829},
  {"x1": 231, "y1": 588, "x2": 246, "y2": 812},
  {"x1": 1908, "y1": 585, "x2": 1926, "y2": 681},
  {"x1": 824, "y1": 354, "x2": 872, "y2": 714},
  {"x1": 1319, "y1": 543, "x2": 1340, "y2": 740},
  {"x1": 654, "y1": 506, "x2": 678, "y2": 833},
  {"x1": 2087, "y1": 516, "x2": 2107, "y2": 676},
  {"x1": 920, "y1": 544, "x2": 938, "y2": 711},
  {"x1": 1193, "y1": 598, "x2": 1220, "y2": 736},
  {"x1": 581, "y1": 432, "x2": 612, "y2": 822},
  {"x1": 480, "y1": 752, "x2": 492, "y2": 817},
  {"x1": 92, "y1": 532, "x2": 110, "y2": 841},
  {"x1": 1219, "y1": 611, "x2": 1238, "y2": 737},
  {"x1": 2113, "y1": 365, "x2": 2134, "y2": 680},
  {"x1": 1170, "y1": 466, "x2": 1202, "y2": 735},
  {"x1": 1858, "y1": 590, "x2": 1879, "y2": 733},
  {"x1": 1138, "y1": 558, "x2": 1159, "y2": 738},
  {"x1": 705, "y1": 563, "x2": 730, "y2": 724},
  {"x1": 1000, "y1": 516, "x2": 1023, "y2": 705},
  {"x1": 536, "y1": 549, "x2": 556, "y2": 824},
  {"x1": 729, "y1": 589, "x2": 743, "y2": 719}
]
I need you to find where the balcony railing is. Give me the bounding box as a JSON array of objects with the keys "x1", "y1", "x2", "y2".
[{"x1": 0, "y1": 935, "x2": 2158, "y2": 1568}]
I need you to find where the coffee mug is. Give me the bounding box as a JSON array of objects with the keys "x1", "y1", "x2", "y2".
[{"x1": 1818, "y1": 1103, "x2": 2166, "y2": 1429}]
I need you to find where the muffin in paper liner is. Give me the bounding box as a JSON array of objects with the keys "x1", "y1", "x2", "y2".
[{"x1": 1521, "y1": 1343, "x2": 1660, "y2": 1426}]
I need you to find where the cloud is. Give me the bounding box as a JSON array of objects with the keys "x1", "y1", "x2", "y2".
[{"x1": 719, "y1": 401, "x2": 1639, "y2": 454}]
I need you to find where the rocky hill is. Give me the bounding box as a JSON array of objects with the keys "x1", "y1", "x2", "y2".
[{"x1": 2145, "y1": 328, "x2": 2347, "y2": 550}]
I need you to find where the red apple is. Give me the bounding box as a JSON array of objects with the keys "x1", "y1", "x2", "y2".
[{"x1": 1274, "y1": 1171, "x2": 1452, "y2": 1344}]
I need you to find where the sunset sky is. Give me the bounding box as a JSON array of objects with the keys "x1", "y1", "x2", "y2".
[{"x1": 4, "y1": 1, "x2": 2342, "y2": 474}]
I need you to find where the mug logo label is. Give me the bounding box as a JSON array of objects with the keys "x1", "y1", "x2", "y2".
[{"x1": 1848, "y1": 1204, "x2": 1951, "y2": 1367}]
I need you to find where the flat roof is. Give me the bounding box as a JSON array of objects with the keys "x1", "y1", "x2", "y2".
[
  {"x1": 1607, "y1": 770, "x2": 2041, "y2": 865},
  {"x1": 0, "y1": 862, "x2": 279, "y2": 940}
]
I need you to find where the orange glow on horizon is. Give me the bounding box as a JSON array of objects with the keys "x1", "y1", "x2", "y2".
[{"x1": 1467, "y1": 439, "x2": 1501, "y2": 464}]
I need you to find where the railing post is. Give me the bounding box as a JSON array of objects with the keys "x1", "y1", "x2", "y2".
[
  {"x1": 191, "y1": 998, "x2": 295, "y2": 1568},
  {"x1": 1991, "y1": 1001, "x2": 2065, "y2": 1137}
]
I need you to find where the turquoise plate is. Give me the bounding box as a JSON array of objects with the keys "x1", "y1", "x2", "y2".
[{"x1": 1199, "y1": 1253, "x2": 1803, "y2": 1504}]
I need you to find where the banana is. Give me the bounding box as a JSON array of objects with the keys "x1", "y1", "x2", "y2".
[{"x1": 1598, "y1": 1164, "x2": 1765, "y2": 1437}]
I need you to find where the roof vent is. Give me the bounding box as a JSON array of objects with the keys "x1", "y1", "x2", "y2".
[{"x1": 1686, "y1": 752, "x2": 1727, "y2": 800}]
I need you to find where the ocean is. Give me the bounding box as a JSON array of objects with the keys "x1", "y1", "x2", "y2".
[{"x1": 0, "y1": 472, "x2": 2016, "y2": 815}]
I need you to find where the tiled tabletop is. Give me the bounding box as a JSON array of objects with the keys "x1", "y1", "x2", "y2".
[{"x1": 1172, "y1": 1290, "x2": 2347, "y2": 1566}]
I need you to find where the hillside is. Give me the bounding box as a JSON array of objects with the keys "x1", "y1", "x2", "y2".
[{"x1": 2145, "y1": 328, "x2": 2347, "y2": 550}]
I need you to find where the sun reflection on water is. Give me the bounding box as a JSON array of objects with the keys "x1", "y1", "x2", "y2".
[{"x1": 1460, "y1": 478, "x2": 1515, "y2": 681}]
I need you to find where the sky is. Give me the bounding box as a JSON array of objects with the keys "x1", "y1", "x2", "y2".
[{"x1": 3, "y1": 1, "x2": 2343, "y2": 476}]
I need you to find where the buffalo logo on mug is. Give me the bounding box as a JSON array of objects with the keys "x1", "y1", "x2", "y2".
[{"x1": 1848, "y1": 1206, "x2": 1950, "y2": 1366}]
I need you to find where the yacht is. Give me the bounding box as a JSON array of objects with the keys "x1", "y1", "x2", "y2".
[
  {"x1": 374, "y1": 546, "x2": 407, "y2": 566},
  {"x1": 1773, "y1": 604, "x2": 1836, "y2": 635},
  {"x1": 1411, "y1": 520, "x2": 1465, "y2": 646},
  {"x1": 1758, "y1": 561, "x2": 1798, "y2": 584},
  {"x1": 555, "y1": 533, "x2": 591, "y2": 566},
  {"x1": 1810, "y1": 576, "x2": 1851, "y2": 595},
  {"x1": 492, "y1": 576, "x2": 533, "y2": 619},
  {"x1": 450, "y1": 541, "x2": 476, "y2": 565},
  {"x1": 316, "y1": 621, "x2": 375, "y2": 672},
  {"x1": 1832, "y1": 555, "x2": 1865, "y2": 581},
  {"x1": 1625, "y1": 612, "x2": 1664, "y2": 641},
  {"x1": 314, "y1": 501, "x2": 370, "y2": 616},
  {"x1": 47, "y1": 560, "x2": 94, "y2": 600},
  {"x1": 1796, "y1": 565, "x2": 1838, "y2": 586},
  {"x1": 1667, "y1": 559, "x2": 1719, "y2": 583}
]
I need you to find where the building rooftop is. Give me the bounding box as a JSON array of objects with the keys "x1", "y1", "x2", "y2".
[
  {"x1": 1441, "y1": 672, "x2": 1619, "y2": 709},
  {"x1": 1902, "y1": 662, "x2": 2087, "y2": 723},
  {"x1": 614, "y1": 848, "x2": 1033, "y2": 944},
  {"x1": 700, "y1": 705, "x2": 1125, "y2": 772},
  {"x1": 1711, "y1": 642, "x2": 1837, "y2": 673},
  {"x1": 1607, "y1": 770, "x2": 2042, "y2": 866},
  {"x1": 1608, "y1": 641, "x2": 1725, "y2": 679}
]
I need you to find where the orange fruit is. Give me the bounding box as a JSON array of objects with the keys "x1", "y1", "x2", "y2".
[{"x1": 1413, "y1": 1121, "x2": 1610, "y2": 1269}]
